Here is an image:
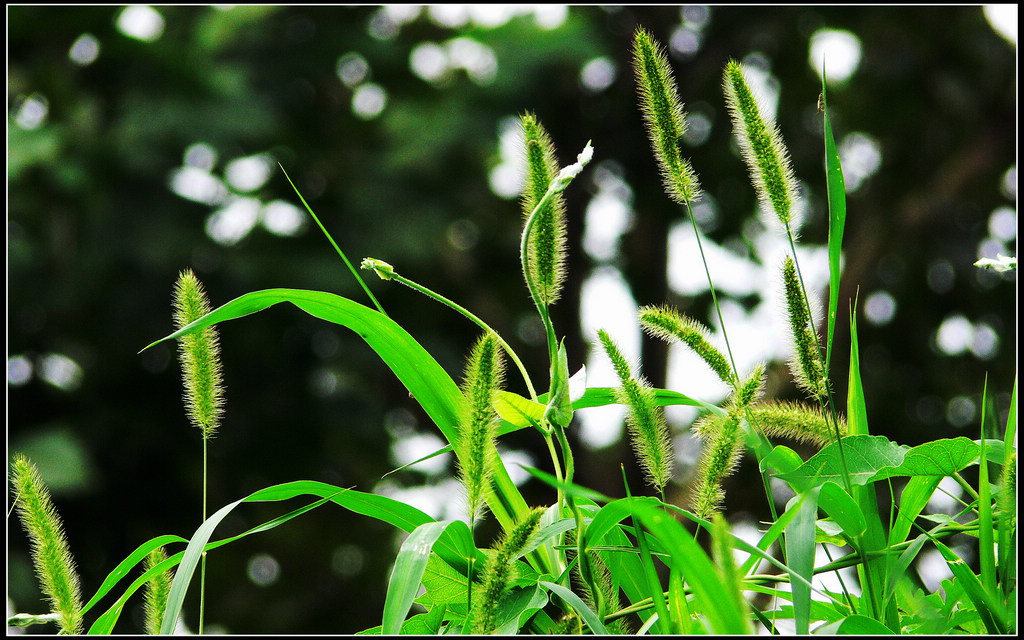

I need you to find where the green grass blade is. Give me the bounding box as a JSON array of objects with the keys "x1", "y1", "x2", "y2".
[
  {"x1": 278, "y1": 164, "x2": 386, "y2": 316},
  {"x1": 932, "y1": 538, "x2": 1007, "y2": 633},
  {"x1": 79, "y1": 535, "x2": 186, "y2": 616},
  {"x1": 814, "y1": 614, "x2": 895, "y2": 635},
  {"x1": 383, "y1": 520, "x2": 470, "y2": 635},
  {"x1": 92, "y1": 489, "x2": 339, "y2": 633},
  {"x1": 784, "y1": 489, "x2": 819, "y2": 635},
  {"x1": 141, "y1": 288, "x2": 530, "y2": 537},
  {"x1": 585, "y1": 497, "x2": 748, "y2": 634},
  {"x1": 821, "y1": 73, "x2": 846, "y2": 373},
  {"x1": 977, "y1": 379, "x2": 996, "y2": 596}
]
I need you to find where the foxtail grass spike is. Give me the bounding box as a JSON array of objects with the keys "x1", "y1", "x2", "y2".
[
  {"x1": 173, "y1": 269, "x2": 225, "y2": 440},
  {"x1": 690, "y1": 410, "x2": 744, "y2": 519},
  {"x1": 143, "y1": 547, "x2": 173, "y2": 635},
  {"x1": 10, "y1": 454, "x2": 83, "y2": 635},
  {"x1": 633, "y1": 27, "x2": 701, "y2": 204},
  {"x1": 458, "y1": 332, "x2": 505, "y2": 522},
  {"x1": 639, "y1": 305, "x2": 736, "y2": 387},
  {"x1": 520, "y1": 112, "x2": 567, "y2": 306},
  {"x1": 781, "y1": 256, "x2": 829, "y2": 401},
  {"x1": 997, "y1": 448, "x2": 1015, "y2": 527},
  {"x1": 736, "y1": 362, "x2": 767, "y2": 408},
  {"x1": 747, "y1": 401, "x2": 846, "y2": 448},
  {"x1": 471, "y1": 507, "x2": 545, "y2": 633},
  {"x1": 723, "y1": 59, "x2": 799, "y2": 230},
  {"x1": 598, "y1": 329, "x2": 674, "y2": 493}
]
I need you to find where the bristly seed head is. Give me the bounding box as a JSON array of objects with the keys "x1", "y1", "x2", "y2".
[
  {"x1": 520, "y1": 112, "x2": 568, "y2": 307},
  {"x1": 781, "y1": 256, "x2": 829, "y2": 401},
  {"x1": 723, "y1": 59, "x2": 799, "y2": 231},
  {"x1": 633, "y1": 27, "x2": 701, "y2": 204},
  {"x1": 598, "y1": 329, "x2": 674, "y2": 493},
  {"x1": 10, "y1": 454, "x2": 84, "y2": 635},
  {"x1": 458, "y1": 332, "x2": 505, "y2": 523},
  {"x1": 638, "y1": 304, "x2": 736, "y2": 387},
  {"x1": 173, "y1": 269, "x2": 225, "y2": 440}
]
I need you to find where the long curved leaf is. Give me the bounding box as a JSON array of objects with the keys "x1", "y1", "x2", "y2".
[
  {"x1": 142, "y1": 288, "x2": 530, "y2": 536},
  {"x1": 155, "y1": 480, "x2": 474, "y2": 635}
]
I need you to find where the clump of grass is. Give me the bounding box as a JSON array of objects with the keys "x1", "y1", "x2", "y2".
[{"x1": 9, "y1": 453, "x2": 83, "y2": 635}]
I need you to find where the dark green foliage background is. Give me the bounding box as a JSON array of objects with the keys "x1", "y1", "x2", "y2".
[{"x1": 8, "y1": 6, "x2": 1015, "y2": 634}]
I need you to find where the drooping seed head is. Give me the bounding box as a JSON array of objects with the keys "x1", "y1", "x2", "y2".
[
  {"x1": 633, "y1": 27, "x2": 701, "y2": 204},
  {"x1": 639, "y1": 305, "x2": 735, "y2": 387},
  {"x1": 598, "y1": 329, "x2": 674, "y2": 493},
  {"x1": 747, "y1": 400, "x2": 845, "y2": 448}
]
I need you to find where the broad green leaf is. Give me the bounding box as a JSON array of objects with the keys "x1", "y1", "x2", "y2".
[
  {"x1": 819, "y1": 481, "x2": 866, "y2": 538},
  {"x1": 777, "y1": 435, "x2": 908, "y2": 488},
  {"x1": 382, "y1": 521, "x2": 470, "y2": 635},
  {"x1": 416, "y1": 554, "x2": 469, "y2": 617},
  {"x1": 495, "y1": 391, "x2": 545, "y2": 428},
  {"x1": 821, "y1": 72, "x2": 847, "y2": 374},
  {"x1": 779, "y1": 436, "x2": 1006, "y2": 489},
  {"x1": 356, "y1": 603, "x2": 447, "y2": 635},
  {"x1": 759, "y1": 444, "x2": 803, "y2": 475},
  {"x1": 142, "y1": 289, "x2": 531, "y2": 542},
  {"x1": 540, "y1": 581, "x2": 609, "y2": 635},
  {"x1": 492, "y1": 584, "x2": 549, "y2": 634}
]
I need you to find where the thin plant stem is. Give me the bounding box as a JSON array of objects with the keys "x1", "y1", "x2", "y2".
[
  {"x1": 199, "y1": 439, "x2": 207, "y2": 635},
  {"x1": 684, "y1": 200, "x2": 739, "y2": 378},
  {"x1": 371, "y1": 266, "x2": 538, "y2": 403}
]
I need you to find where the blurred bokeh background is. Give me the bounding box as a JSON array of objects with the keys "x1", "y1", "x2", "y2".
[{"x1": 8, "y1": 5, "x2": 1016, "y2": 634}]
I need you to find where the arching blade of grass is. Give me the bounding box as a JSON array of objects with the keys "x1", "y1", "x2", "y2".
[
  {"x1": 821, "y1": 72, "x2": 846, "y2": 373},
  {"x1": 141, "y1": 289, "x2": 531, "y2": 540},
  {"x1": 80, "y1": 534, "x2": 187, "y2": 617},
  {"x1": 152, "y1": 480, "x2": 478, "y2": 635},
  {"x1": 585, "y1": 497, "x2": 749, "y2": 634},
  {"x1": 89, "y1": 487, "x2": 352, "y2": 633},
  {"x1": 539, "y1": 581, "x2": 609, "y2": 635}
]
